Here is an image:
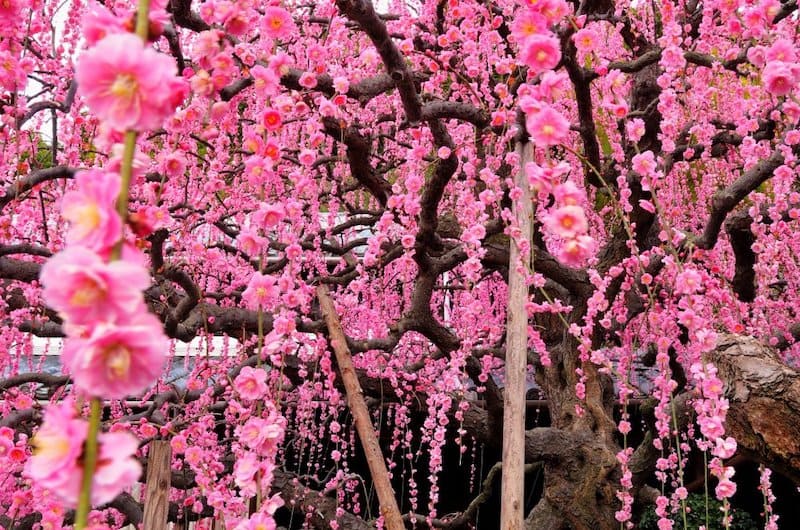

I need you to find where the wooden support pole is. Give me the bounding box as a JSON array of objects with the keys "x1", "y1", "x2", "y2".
[
  {"x1": 500, "y1": 140, "x2": 533, "y2": 530},
  {"x1": 143, "y1": 440, "x2": 172, "y2": 530},
  {"x1": 316, "y1": 285, "x2": 405, "y2": 530}
]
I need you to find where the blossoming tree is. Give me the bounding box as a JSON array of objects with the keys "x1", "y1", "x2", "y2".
[{"x1": 1, "y1": 0, "x2": 800, "y2": 528}]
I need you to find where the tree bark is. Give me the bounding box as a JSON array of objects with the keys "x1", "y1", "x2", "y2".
[{"x1": 710, "y1": 335, "x2": 800, "y2": 484}]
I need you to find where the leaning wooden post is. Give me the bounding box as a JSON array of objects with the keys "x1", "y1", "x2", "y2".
[
  {"x1": 500, "y1": 137, "x2": 533, "y2": 530},
  {"x1": 316, "y1": 285, "x2": 405, "y2": 530},
  {"x1": 143, "y1": 440, "x2": 172, "y2": 529}
]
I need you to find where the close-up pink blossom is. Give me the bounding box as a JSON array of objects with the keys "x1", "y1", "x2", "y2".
[{"x1": 75, "y1": 33, "x2": 185, "y2": 131}]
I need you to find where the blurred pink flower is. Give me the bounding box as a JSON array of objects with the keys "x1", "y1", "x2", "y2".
[
  {"x1": 25, "y1": 403, "x2": 141, "y2": 506},
  {"x1": 763, "y1": 61, "x2": 799, "y2": 96},
  {"x1": 61, "y1": 170, "x2": 122, "y2": 252},
  {"x1": 526, "y1": 105, "x2": 570, "y2": 146},
  {"x1": 546, "y1": 205, "x2": 588, "y2": 238},
  {"x1": 62, "y1": 312, "x2": 167, "y2": 399},
  {"x1": 76, "y1": 33, "x2": 185, "y2": 131},
  {"x1": 40, "y1": 246, "x2": 150, "y2": 326}
]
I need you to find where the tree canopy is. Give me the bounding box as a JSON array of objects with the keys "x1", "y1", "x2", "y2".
[{"x1": 1, "y1": 0, "x2": 800, "y2": 529}]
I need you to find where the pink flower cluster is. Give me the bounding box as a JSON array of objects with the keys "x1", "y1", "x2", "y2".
[
  {"x1": 24, "y1": 2, "x2": 186, "y2": 511},
  {"x1": 41, "y1": 179, "x2": 167, "y2": 398},
  {"x1": 24, "y1": 402, "x2": 140, "y2": 507},
  {"x1": 748, "y1": 39, "x2": 800, "y2": 97}
]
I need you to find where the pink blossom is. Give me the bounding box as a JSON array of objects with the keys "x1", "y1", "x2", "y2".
[
  {"x1": 632, "y1": 150, "x2": 657, "y2": 176},
  {"x1": 253, "y1": 203, "x2": 285, "y2": 229},
  {"x1": 299, "y1": 149, "x2": 316, "y2": 166},
  {"x1": 242, "y1": 272, "x2": 280, "y2": 309},
  {"x1": 61, "y1": 170, "x2": 122, "y2": 252},
  {"x1": 519, "y1": 34, "x2": 561, "y2": 74},
  {"x1": 234, "y1": 366, "x2": 268, "y2": 401},
  {"x1": 333, "y1": 76, "x2": 350, "y2": 93},
  {"x1": 763, "y1": 61, "x2": 798, "y2": 96},
  {"x1": 766, "y1": 38, "x2": 796, "y2": 63},
  {"x1": 39, "y1": 246, "x2": 150, "y2": 326},
  {"x1": 25, "y1": 403, "x2": 141, "y2": 507},
  {"x1": 62, "y1": 312, "x2": 167, "y2": 399},
  {"x1": 76, "y1": 33, "x2": 185, "y2": 131},
  {"x1": 262, "y1": 108, "x2": 282, "y2": 131},
  {"x1": 553, "y1": 179, "x2": 585, "y2": 205},
  {"x1": 91, "y1": 431, "x2": 142, "y2": 505},
  {"x1": 82, "y1": 3, "x2": 125, "y2": 45},
  {"x1": 511, "y1": 10, "x2": 546, "y2": 41},
  {"x1": 234, "y1": 511, "x2": 278, "y2": 530},
  {"x1": 251, "y1": 65, "x2": 280, "y2": 96},
  {"x1": 298, "y1": 72, "x2": 317, "y2": 89},
  {"x1": 558, "y1": 235, "x2": 596, "y2": 266},
  {"x1": 237, "y1": 226, "x2": 268, "y2": 255},
  {"x1": 526, "y1": 106, "x2": 570, "y2": 146},
  {"x1": 573, "y1": 28, "x2": 599, "y2": 54},
  {"x1": 24, "y1": 403, "x2": 85, "y2": 503},
  {"x1": 171, "y1": 434, "x2": 188, "y2": 454},
  {"x1": 546, "y1": 205, "x2": 588, "y2": 238},
  {"x1": 713, "y1": 437, "x2": 737, "y2": 459},
  {"x1": 675, "y1": 268, "x2": 703, "y2": 295},
  {"x1": 715, "y1": 478, "x2": 737, "y2": 499},
  {"x1": 626, "y1": 118, "x2": 645, "y2": 143},
  {"x1": 262, "y1": 6, "x2": 295, "y2": 40}
]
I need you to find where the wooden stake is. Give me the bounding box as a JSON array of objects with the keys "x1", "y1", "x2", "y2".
[
  {"x1": 500, "y1": 141, "x2": 533, "y2": 530},
  {"x1": 316, "y1": 285, "x2": 405, "y2": 530},
  {"x1": 143, "y1": 440, "x2": 172, "y2": 530}
]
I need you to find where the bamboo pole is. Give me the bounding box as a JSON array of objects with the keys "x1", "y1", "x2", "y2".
[
  {"x1": 142, "y1": 440, "x2": 172, "y2": 530},
  {"x1": 316, "y1": 285, "x2": 405, "y2": 530},
  {"x1": 500, "y1": 140, "x2": 533, "y2": 530}
]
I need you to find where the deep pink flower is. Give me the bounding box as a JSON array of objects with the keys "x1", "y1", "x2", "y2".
[
  {"x1": 262, "y1": 6, "x2": 295, "y2": 40},
  {"x1": 519, "y1": 34, "x2": 561, "y2": 75},
  {"x1": 0, "y1": 0, "x2": 20, "y2": 24},
  {"x1": 234, "y1": 366, "x2": 268, "y2": 401},
  {"x1": 76, "y1": 33, "x2": 185, "y2": 131},
  {"x1": 61, "y1": 170, "x2": 122, "y2": 252},
  {"x1": 62, "y1": 312, "x2": 167, "y2": 399},
  {"x1": 262, "y1": 108, "x2": 282, "y2": 131},
  {"x1": 40, "y1": 246, "x2": 150, "y2": 326},
  {"x1": 526, "y1": 106, "x2": 570, "y2": 146}
]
